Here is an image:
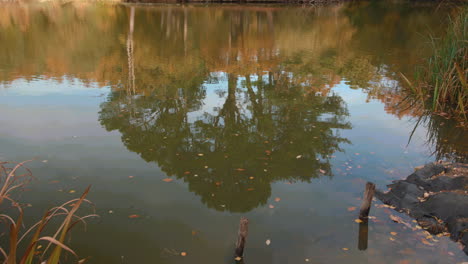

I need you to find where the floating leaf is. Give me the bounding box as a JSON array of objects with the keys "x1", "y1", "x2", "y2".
[
  {"x1": 128, "y1": 214, "x2": 140, "y2": 219},
  {"x1": 421, "y1": 238, "x2": 434, "y2": 246},
  {"x1": 235, "y1": 257, "x2": 242, "y2": 261},
  {"x1": 247, "y1": 188, "x2": 254, "y2": 191},
  {"x1": 390, "y1": 232, "x2": 397, "y2": 236},
  {"x1": 296, "y1": 155, "x2": 302, "y2": 159},
  {"x1": 319, "y1": 169, "x2": 326, "y2": 174},
  {"x1": 69, "y1": 190, "x2": 76, "y2": 194},
  {"x1": 342, "y1": 248, "x2": 349, "y2": 251},
  {"x1": 347, "y1": 207, "x2": 357, "y2": 212},
  {"x1": 197, "y1": 153, "x2": 204, "y2": 157},
  {"x1": 162, "y1": 178, "x2": 173, "y2": 182},
  {"x1": 274, "y1": 197, "x2": 281, "y2": 202},
  {"x1": 180, "y1": 252, "x2": 187, "y2": 256},
  {"x1": 183, "y1": 171, "x2": 191, "y2": 175},
  {"x1": 128, "y1": 176, "x2": 134, "y2": 179},
  {"x1": 269, "y1": 205, "x2": 275, "y2": 209},
  {"x1": 236, "y1": 168, "x2": 246, "y2": 172},
  {"x1": 266, "y1": 239, "x2": 271, "y2": 245},
  {"x1": 354, "y1": 219, "x2": 363, "y2": 223}
]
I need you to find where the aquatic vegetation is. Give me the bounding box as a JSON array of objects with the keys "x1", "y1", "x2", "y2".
[
  {"x1": 407, "y1": 8, "x2": 467, "y2": 123},
  {"x1": 0, "y1": 161, "x2": 95, "y2": 264}
]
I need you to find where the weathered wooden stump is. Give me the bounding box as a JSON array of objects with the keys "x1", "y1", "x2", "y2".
[
  {"x1": 235, "y1": 217, "x2": 249, "y2": 259},
  {"x1": 359, "y1": 182, "x2": 375, "y2": 220}
]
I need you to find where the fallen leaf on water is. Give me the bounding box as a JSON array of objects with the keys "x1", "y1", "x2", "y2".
[
  {"x1": 184, "y1": 171, "x2": 191, "y2": 175},
  {"x1": 128, "y1": 176, "x2": 134, "y2": 179},
  {"x1": 236, "y1": 168, "x2": 246, "y2": 172},
  {"x1": 342, "y1": 248, "x2": 349, "y2": 251},
  {"x1": 319, "y1": 169, "x2": 326, "y2": 174},
  {"x1": 162, "y1": 178, "x2": 173, "y2": 182},
  {"x1": 389, "y1": 237, "x2": 395, "y2": 241},
  {"x1": 191, "y1": 230, "x2": 197, "y2": 236},
  {"x1": 354, "y1": 219, "x2": 363, "y2": 223},
  {"x1": 215, "y1": 182, "x2": 221, "y2": 186},
  {"x1": 269, "y1": 205, "x2": 275, "y2": 209},
  {"x1": 234, "y1": 257, "x2": 242, "y2": 261},
  {"x1": 266, "y1": 239, "x2": 271, "y2": 245},
  {"x1": 180, "y1": 252, "x2": 187, "y2": 257},
  {"x1": 296, "y1": 155, "x2": 302, "y2": 159},
  {"x1": 305, "y1": 259, "x2": 310, "y2": 262},
  {"x1": 197, "y1": 153, "x2": 204, "y2": 157},
  {"x1": 347, "y1": 207, "x2": 357, "y2": 212},
  {"x1": 390, "y1": 232, "x2": 397, "y2": 236},
  {"x1": 249, "y1": 177, "x2": 254, "y2": 180},
  {"x1": 128, "y1": 214, "x2": 140, "y2": 219},
  {"x1": 390, "y1": 215, "x2": 402, "y2": 223},
  {"x1": 247, "y1": 188, "x2": 254, "y2": 191},
  {"x1": 421, "y1": 238, "x2": 434, "y2": 246},
  {"x1": 274, "y1": 197, "x2": 281, "y2": 202},
  {"x1": 265, "y1": 150, "x2": 271, "y2": 155},
  {"x1": 69, "y1": 190, "x2": 76, "y2": 194}
]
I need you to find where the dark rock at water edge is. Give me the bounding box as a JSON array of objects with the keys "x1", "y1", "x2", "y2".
[{"x1": 376, "y1": 162, "x2": 468, "y2": 255}]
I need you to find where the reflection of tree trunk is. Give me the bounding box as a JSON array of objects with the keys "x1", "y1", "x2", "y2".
[
  {"x1": 127, "y1": 6, "x2": 135, "y2": 95},
  {"x1": 184, "y1": 8, "x2": 188, "y2": 56},
  {"x1": 218, "y1": 74, "x2": 240, "y2": 128}
]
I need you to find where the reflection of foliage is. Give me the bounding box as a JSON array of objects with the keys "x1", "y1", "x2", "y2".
[
  {"x1": 409, "y1": 115, "x2": 468, "y2": 163},
  {"x1": 1, "y1": 2, "x2": 466, "y2": 186},
  {"x1": 99, "y1": 72, "x2": 351, "y2": 212},
  {"x1": 340, "y1": 57, "x2": 377, "y2": 89}
]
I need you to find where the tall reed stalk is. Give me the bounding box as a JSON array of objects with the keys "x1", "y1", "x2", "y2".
[{"x1": 0, "y1": 161, "x2": 96, "y2": 264}]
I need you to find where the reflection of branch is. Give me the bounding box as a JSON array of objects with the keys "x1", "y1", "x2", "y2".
[{"x1": 127, "y1": 7, "x2": 135, "y2": 95}]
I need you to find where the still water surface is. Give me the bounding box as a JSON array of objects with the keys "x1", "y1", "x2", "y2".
[{"x1": 0, "y1": 2, "x2": 467, "y2": 263}]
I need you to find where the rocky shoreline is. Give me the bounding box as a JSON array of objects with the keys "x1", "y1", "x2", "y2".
[{"x1": 376, "y1": 162, "x2": 468, "y2": 255}]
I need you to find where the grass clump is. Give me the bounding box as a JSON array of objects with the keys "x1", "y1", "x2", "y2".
[
  {"x1": 404, "y1": 8, "x2": 467, "y2": 124},
  {"x1": 0, "y1": 161, "x2": 96, "y2": 264}
]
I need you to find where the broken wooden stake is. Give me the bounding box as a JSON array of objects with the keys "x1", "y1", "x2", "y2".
[
  {"x1": 235, "y1": 217, "x2": 249, "y2": 259},
  {"x1": 359, "y1": 182, "x2": 375, "y2": 220}
]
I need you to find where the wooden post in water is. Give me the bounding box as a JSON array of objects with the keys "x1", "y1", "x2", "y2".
[
  {"x1": 359, "y1": 182, "x2": 375, "y2": 220},
  {"x1": 235, "y1": 217, "x2": 249, "y2": 259}
]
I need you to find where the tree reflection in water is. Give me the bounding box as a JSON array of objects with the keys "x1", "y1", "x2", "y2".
[{"x1": 99, "y1": 71, "x2": 351, "y2": 212}]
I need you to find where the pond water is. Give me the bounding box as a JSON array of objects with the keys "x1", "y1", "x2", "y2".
[{"x1": 0, "y1": 2, "x2": 467, "y2": 263}]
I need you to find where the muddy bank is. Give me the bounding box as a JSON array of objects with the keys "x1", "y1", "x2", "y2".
[{"x1": 376, "y1": 162, "x2": 468, "y2": 255}]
